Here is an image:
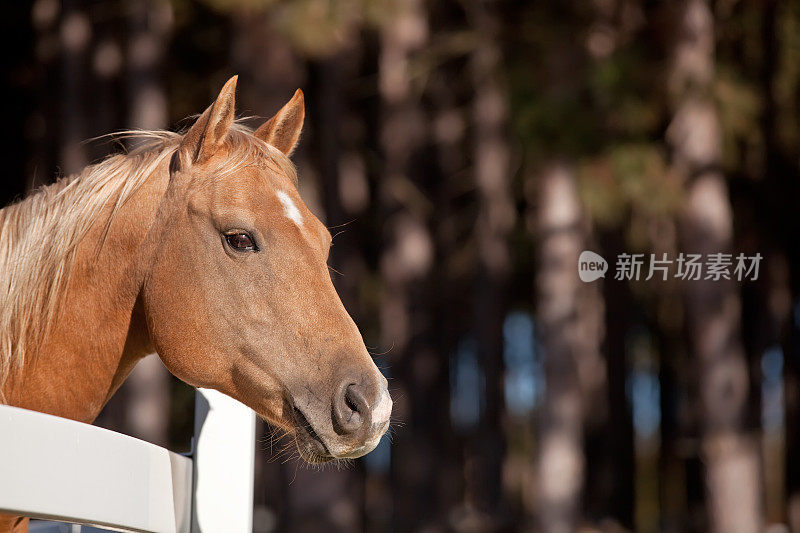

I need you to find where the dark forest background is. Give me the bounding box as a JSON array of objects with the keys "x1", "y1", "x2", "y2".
[{"x1": 3, "y1": 0, "x2": 800, "y2": 531}]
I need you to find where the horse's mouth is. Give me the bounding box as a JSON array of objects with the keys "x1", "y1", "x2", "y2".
[{"x1": 291, "y1": 405, "x2": 334, "y2": 464}]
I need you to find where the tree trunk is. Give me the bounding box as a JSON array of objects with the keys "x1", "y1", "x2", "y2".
[
  {"x1": 755, "y1": 1, "x2": 800, "y2": 527},
  {"x1": 126, "y1": 0, "x2": 170, "y2": 131},
  {"x1": 377, "y1": 1, "x2": 447, "y2": 529},
  {"x1": 534, "y1": 162, "x2": 588, "y2": 533},
  {"x1": 426, "y1": 28, "x2": 473, "y2": 528},
  {"x1": 59, "y1": 0, "x2": 90, "y2": 176},
  {"x1": 468, "y1": 0, "x2": 513, "y2": 520},
  {"x1": 594, "y1": 229, "x2": 634, "y2": 529},
  {"x1": 785, "y1": 307, "x2": 800, "y2": 530},
  {"x1": 667, "y1": 1, "x2": 763, "y2": 530},
  {"x1": 3, "y1": 1, "x2": 41, "y2": 199}
]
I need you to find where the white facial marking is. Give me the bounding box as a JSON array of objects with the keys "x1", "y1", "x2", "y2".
[
  {"x1": 372, "y1": 388, "x2": 393, "y2": 426},
  {"x1": 277, "y1": 191, "x2": 303, "y2": 226}
]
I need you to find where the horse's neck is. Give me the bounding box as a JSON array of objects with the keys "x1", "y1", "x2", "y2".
[{"x1": 3, "y1": 167, "x2": 170, "y2": 423}]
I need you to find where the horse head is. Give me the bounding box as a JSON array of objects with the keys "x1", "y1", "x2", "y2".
[{"x1": 142, "y1": 76, "x2": 391, "y2": 463}]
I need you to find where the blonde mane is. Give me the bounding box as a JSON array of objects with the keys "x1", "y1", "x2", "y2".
[{"x1": 0, "y1": 123, "x2": 296, "y2": 400}]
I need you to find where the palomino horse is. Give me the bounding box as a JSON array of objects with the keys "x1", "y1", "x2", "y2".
[{"x1": 0, "y1": 76, "x2": 392, "y2": 532}]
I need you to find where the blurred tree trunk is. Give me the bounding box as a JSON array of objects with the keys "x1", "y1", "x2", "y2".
[
  {"x1": 22, "y1": 0, "x2": 59, "y2": 193},
  {"x1": 645, "y1": 207, "x2": 698, "y2": 530},
  {"x1": 426, "y1": 26, "x2": 474, "y2": 527},
  {"x1": 755, "y1": 1, "x2": 800, "y2": 528},
  {"x1": 126, "y1": 0, "x2": 170, "y2": 131},
  {"x1": 534, "y1": 162, "x2": 589, "y2": 532},
  {"x1": 667, "y1": 1, "x2": 763, "y2": 531},
  {"x1": 59, "y1": 0, "x2": 89, "y2": 176},
  {"x1": 89, "y1": 9, "x2": 124, "y2": 162},
  {"x1": 747, "y1": 253, "x2": 791, "y2": 525},
  {"x1": 377, "y1": 1, "x2": 449, "y2": 529},
  {"x1": 657, "y1": 325, "x2": 692, "y2": 532},
  {"x1": 468, "y1": 0, "x2": 512, "y2": 521},
  {"x1": 785, "y1": 308, "x2": 800, "y2": 530},
  {"x1": 121, "y1": 0, "x2": 172, "y2": 447},
  {"x1": 655, "y1": 282, "x2": 707, "y2": 532},
  {"x1": 594, "y1": 229, "x2": 634, "y2": 529}
]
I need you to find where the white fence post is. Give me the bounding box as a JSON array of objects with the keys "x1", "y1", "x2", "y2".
[
  {"x1": 191, "y1": 389, "x2": 256, "y2": 533},
  {"x1": 0, "y1": 405, "x2": 193, "y2": 532},
  {"x1": 0, "y1": 389, "x2": 256, "y2": 532}
]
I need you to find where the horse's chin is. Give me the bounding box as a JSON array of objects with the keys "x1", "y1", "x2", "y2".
[
  {"x1": 291, "y1": 406, "x2": 335, "y2": 464},
  {"x1": 285, "y1": 402, "x2": 388, "y2": 464},
  {"x1": 296, "y1": 442, "x2": 334, "y2": 464}
]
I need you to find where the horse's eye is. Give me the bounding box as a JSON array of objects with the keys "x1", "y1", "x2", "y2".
[{"x1": 225, "y1": 232, "x2": 256, "y2": 252}]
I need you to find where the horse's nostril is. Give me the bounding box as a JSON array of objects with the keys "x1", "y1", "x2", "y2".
[
  {"x1": 345, "y1": 387, "x2": 360, "y2": 415},
  {"x1": 333, "y1": 382, "x2": 369, "y2": 435}
]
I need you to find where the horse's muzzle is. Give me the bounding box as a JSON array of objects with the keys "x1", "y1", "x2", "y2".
[{"x1": 292, "y1": 374, "x2": 392, "y2": 463}]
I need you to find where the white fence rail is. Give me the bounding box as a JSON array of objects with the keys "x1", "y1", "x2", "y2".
[{"x1": 0, "y1": 389, "x2": 255, "y2": 533}]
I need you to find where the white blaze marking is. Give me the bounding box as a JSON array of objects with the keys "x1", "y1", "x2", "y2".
[{"x1": 277, "y1": 191, "x2": 303, "y2": 226}]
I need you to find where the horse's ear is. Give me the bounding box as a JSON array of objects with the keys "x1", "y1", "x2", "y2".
[
  {"x1": 172, "y1": 75, "x2": 238, "y2": 172},
  {"x1": 254, "y1": 89, "x2": 305, "y2": 156}
]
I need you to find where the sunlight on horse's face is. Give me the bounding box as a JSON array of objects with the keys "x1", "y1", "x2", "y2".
[{"x1": 142, "y1": 78, "x2": 391, "y2": 463}]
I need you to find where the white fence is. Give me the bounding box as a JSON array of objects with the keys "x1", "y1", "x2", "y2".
[{"x1": 0, "y1": 389, "x2": 256, "y2": 533}]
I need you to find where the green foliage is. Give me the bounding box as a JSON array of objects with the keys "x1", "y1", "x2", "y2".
[
  {"x1": 270, "y1": 0, "x2": 366, "y2": 57},
  {"x1": 193, "y1": 0, "x2": 399, "y2": 58},
  {"x1": 715, "y1": 67, "x2": 763, "y2": 176},
  {"x1": 775, "y1": 1, "x2": 800, "y2": 155},
  {"x1": 587, "y1": 47, "x2": 663, "y2": 139},
  {"x1": 578, "y1": 143, "x2": 682, "y2": 229}
]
